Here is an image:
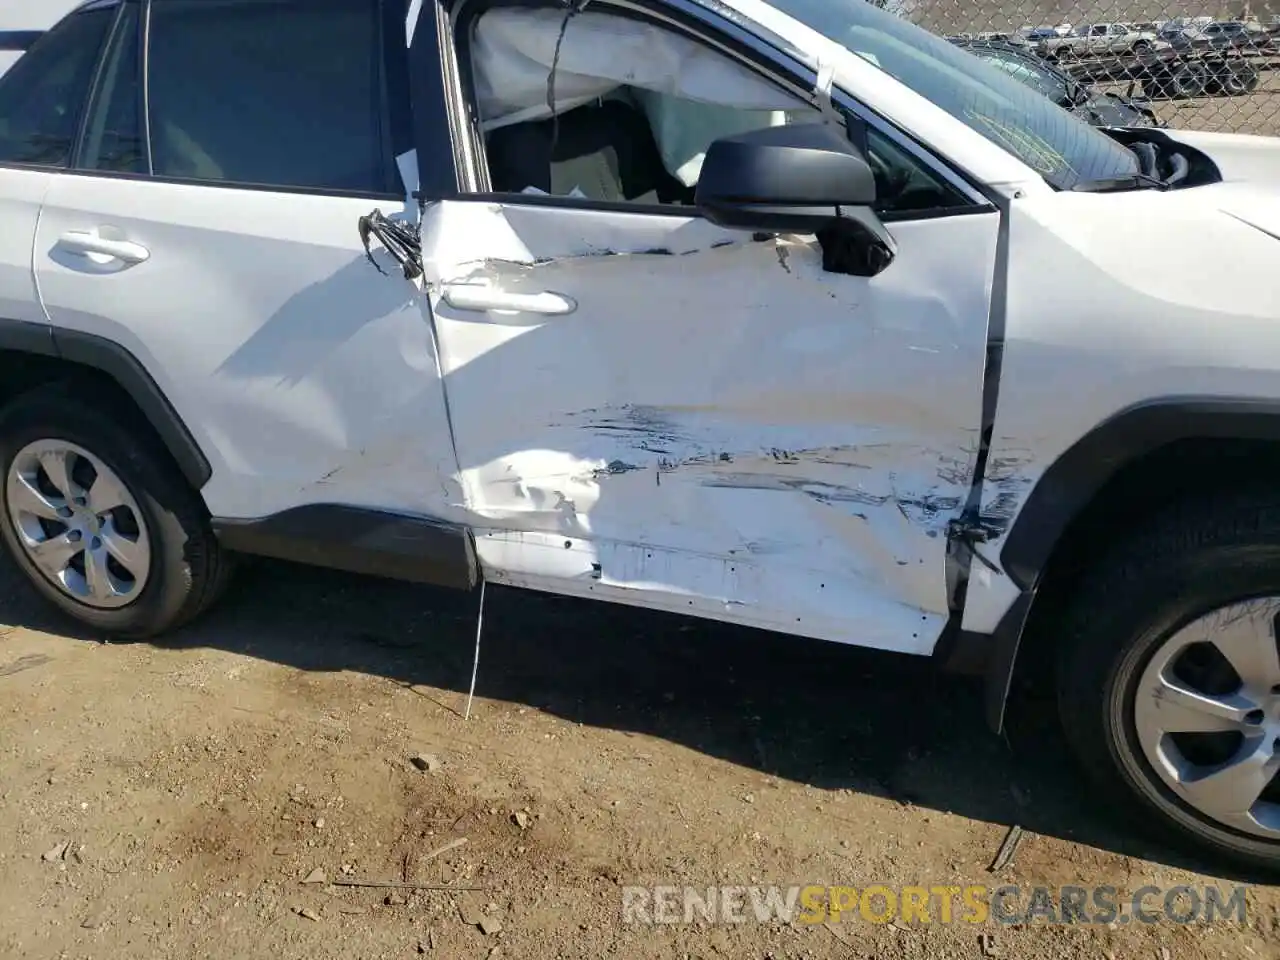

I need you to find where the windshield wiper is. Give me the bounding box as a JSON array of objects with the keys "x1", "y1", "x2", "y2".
[
  {"x1": 1075, "y1": 140, "x2": 1167, "y2": 192},
  {"x1": 1073, "y1": 137, "x2": 1175, "y2": 192},
  {"x1": 1071, "y1": 172, "x2": 1169, "y2": 192},
  {"x1": 1073, "y1": 142, "x2": 1190, "y2": 192}
]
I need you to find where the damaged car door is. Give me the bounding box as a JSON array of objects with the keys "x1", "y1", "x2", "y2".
[{"x1": 409, "y1": 0, "x2": 1000, "y2": 653}]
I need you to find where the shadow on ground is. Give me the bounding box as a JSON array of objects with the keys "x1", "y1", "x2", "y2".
[{"x1": 0, "y1": 551, "x2": 1253, "y2": 881}]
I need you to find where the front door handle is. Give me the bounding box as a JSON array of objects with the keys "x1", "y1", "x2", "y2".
[
  {"x1": 439, "y1": 283, "x2": 576, "y2": 316},
  {"x1": 56, "y1": 230, "x2": 150, "y2": 265}
]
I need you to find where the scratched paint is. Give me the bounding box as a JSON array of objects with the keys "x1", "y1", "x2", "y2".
[
  {"x1": 418, "y1": 197, "x2": 1001, "y2": 652},
  {"x1": 971, "y1": 447, "x2": 1037, "y2": 538},
  {"x1": 960, "y1": 178, "x2": 1280, "y2": 637}
]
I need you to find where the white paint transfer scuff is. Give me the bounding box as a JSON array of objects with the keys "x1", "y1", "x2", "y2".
[
  {"x1": 475, "y1": 527, "x2": 948, "y2": 656},
  {"x1": 419, "y1": 198, "x2": 1001, "y2": 651}
]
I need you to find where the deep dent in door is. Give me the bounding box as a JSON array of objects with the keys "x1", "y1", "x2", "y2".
[{"x1": 395, "y1": 198, "x2": 998, "y2": 651}]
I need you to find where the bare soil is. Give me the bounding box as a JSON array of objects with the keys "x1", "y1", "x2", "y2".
[{"x1": 0, "y1": 554, "x2": 1278, "y2": 959}]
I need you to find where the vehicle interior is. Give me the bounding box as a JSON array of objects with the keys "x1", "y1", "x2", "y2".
[
  {"x1": 451, "y1": 1, "x2": 969, "y2": 213},
  {"x1": 458, "y1": 3, "x2": 815, "y2": 205}
]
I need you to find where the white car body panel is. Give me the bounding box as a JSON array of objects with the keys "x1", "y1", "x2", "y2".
[
  {"x1": 1156, "y1": 129, "x2": 1280, "y2": 189},
  {"x1": 32, "y1": 173, "x2": 463, "y2": 521},
  {"x1": 961, "y1": 169, "x2": 1280, "y2": 633},
  {"x1": 0, "y1": 167, "x2": 48, "y2": 324},
  {"x1": 419, "y1": 198, "x2": 998, "y2": 652}
]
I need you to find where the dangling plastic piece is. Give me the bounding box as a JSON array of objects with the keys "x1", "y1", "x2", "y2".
[
  {"x1": 546, "y1": 0, "x2": 592, "y2": 156},
  {"x1": 813, "y1": 56, "x2": 844, "y2": 126}
]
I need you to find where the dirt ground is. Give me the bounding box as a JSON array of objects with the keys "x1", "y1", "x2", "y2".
[{"x1": 1, "y1": 553, "x2": 1279, "y2": 960}]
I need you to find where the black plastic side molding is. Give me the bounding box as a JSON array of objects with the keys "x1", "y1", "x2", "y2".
[
  {"x1": 213, "y1": 505, "x2": 479, "y2": 591},
  {"x1": 53, "y1": 329, "x2": 213, "y2": 489},
  {"x1": 981, "y1": 591, "x2": 1034, "y2": 732},
  {"x1": 0, "y1": 317, "x2": 58, "y2": 356},
  {"x1": 0, "y1": 319, "x2": 213, "y2": 490},
  {"x1": 999, "y1": 397, "x2": 1280, "y2": 591}
]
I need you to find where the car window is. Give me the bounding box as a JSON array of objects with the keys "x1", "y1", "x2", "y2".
[
  {"x1": 79, "y1": 3, "x2": 145, "y2": 174},
  {"x1": 466, "y1": 6, "x2": 968, "y2": 217},
  {"x1": 146, "y1": 0, "x2": 390, "y2": 193},
  {"x1": 747, "y1": 0, "x2": 1140, "y2": 189},
  {"x1": 0, "y1": 7, "x2": 115, "y2": 168},
  {"x1": 973, "y1": 49, "x2": 1069, "y2": 103},
  {"x1": 859, "y1": 125, "x2": 970, "y2": 216}
]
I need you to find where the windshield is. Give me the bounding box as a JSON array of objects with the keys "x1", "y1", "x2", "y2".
[
  {"x1": 969, "y1": 47, "x2": 1071, "y2": 104},
  {"x1": 727, "y1": 0, "x2": 1140, "y2": 189}
]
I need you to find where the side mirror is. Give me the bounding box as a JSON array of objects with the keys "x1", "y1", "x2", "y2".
[
  {"x1": 695, "y1": 122, "x2": 878, "y2": 235},
  {"x1": 695, "y1": 122, "x2": 897, "y2": 278}
]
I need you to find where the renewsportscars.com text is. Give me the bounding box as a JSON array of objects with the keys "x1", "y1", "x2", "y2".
[{"x1": 621, "y1": 883, "x2": 1249, "y2": 926}]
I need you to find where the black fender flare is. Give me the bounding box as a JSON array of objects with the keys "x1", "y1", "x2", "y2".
[
  {"x1": 0, "y1": 319, "x2": 211, "y2": 490},
  {"x1": 984, "y1": 397, "x2": 1280, "y2": 731}
]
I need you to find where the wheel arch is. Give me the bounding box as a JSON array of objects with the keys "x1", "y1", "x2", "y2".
[
  {"x1": 0, "y1": 320, "x2": 211, "y2": 491},
  {"x1": 984, "y1": 397, "x2": 1280, "y2": 731}
]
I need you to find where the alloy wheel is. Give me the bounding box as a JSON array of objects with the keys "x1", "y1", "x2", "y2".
[
  {"x1": 5, "y1": 439, "x2": 151, "y2": 608},
  {"x1": 1133, "y1": 598, "x2": 1280, "y2": 839}
]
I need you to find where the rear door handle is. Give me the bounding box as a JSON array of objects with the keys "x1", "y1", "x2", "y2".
[
  {"x1": 439, "y1": 283, "x2": 576, "y2": 316},
  {"x1": 56, "y1": 230, "x2": 150, "y2": 265}
]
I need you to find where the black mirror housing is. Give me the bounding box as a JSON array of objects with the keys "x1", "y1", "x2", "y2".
[{"x1": 695, "y1": 122, "x2": 878, "y2": 234}]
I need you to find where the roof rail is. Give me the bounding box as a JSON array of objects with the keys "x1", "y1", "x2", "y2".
[{"x1": 0, "y1": 31, "x2": 43, "y2": 52}]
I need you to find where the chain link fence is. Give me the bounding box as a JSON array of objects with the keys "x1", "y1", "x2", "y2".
[{"x1": 889, "y1": 1, "x2": 1280, "y2": 135}]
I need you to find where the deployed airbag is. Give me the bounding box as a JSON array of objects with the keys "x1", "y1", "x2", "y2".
[
  {"x1": 471, "y1": 7, "x2": 809, "y2": 186},
  {"x1": 633, "y1": 89, "x2": 805, "y2": 186},
  {"x1": 472, "y1": 7, "x2": 801, "y2": 124}
]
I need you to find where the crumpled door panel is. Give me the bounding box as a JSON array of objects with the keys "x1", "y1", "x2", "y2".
[{"x1": 415, "y1": 198, "x2": 998, "y2": 654}]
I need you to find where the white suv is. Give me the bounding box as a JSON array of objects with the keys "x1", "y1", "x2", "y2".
[{"x1": 4, "y1": 0, "x2": 1280, "y2": 872}]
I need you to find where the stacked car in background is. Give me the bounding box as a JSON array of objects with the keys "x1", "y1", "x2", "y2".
[
  {"x1": 948, "y1": 16, "x2": 1277, "y2": 102},
  {"x1": 952, "y1": 37, "x2": 1163, "y2": 126}
]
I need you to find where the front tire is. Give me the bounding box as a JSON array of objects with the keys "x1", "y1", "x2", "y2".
[
  {"x1": 1054, "y1": 488, "x2": 1280, "y2": 873},
  {"x1": 0, "y1": 381, "x2": 231, "y2": 638}
]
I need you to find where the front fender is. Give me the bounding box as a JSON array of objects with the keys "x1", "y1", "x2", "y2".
[{"x1": 978, "y1": 397, "x2": 1280, "y2": 732}]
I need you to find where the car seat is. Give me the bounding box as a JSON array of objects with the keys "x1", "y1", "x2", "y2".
[{"x1": 485, "y1": 98, "x2": 694, "y2": 205}]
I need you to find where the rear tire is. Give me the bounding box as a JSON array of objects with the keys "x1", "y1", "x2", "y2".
[
  {"x1": 1168, "y1": 62, "x2": 1210, "y2": 98},
  {"x1": 0, "y1": 381, "x2": 231, "y2": 638},
  {"x1": 1054, "y1": 488, "x2": 1280, "y2": 874},
  {"x1": 1222, "y1": 66, "x2": 1259, "y2": 95}
]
